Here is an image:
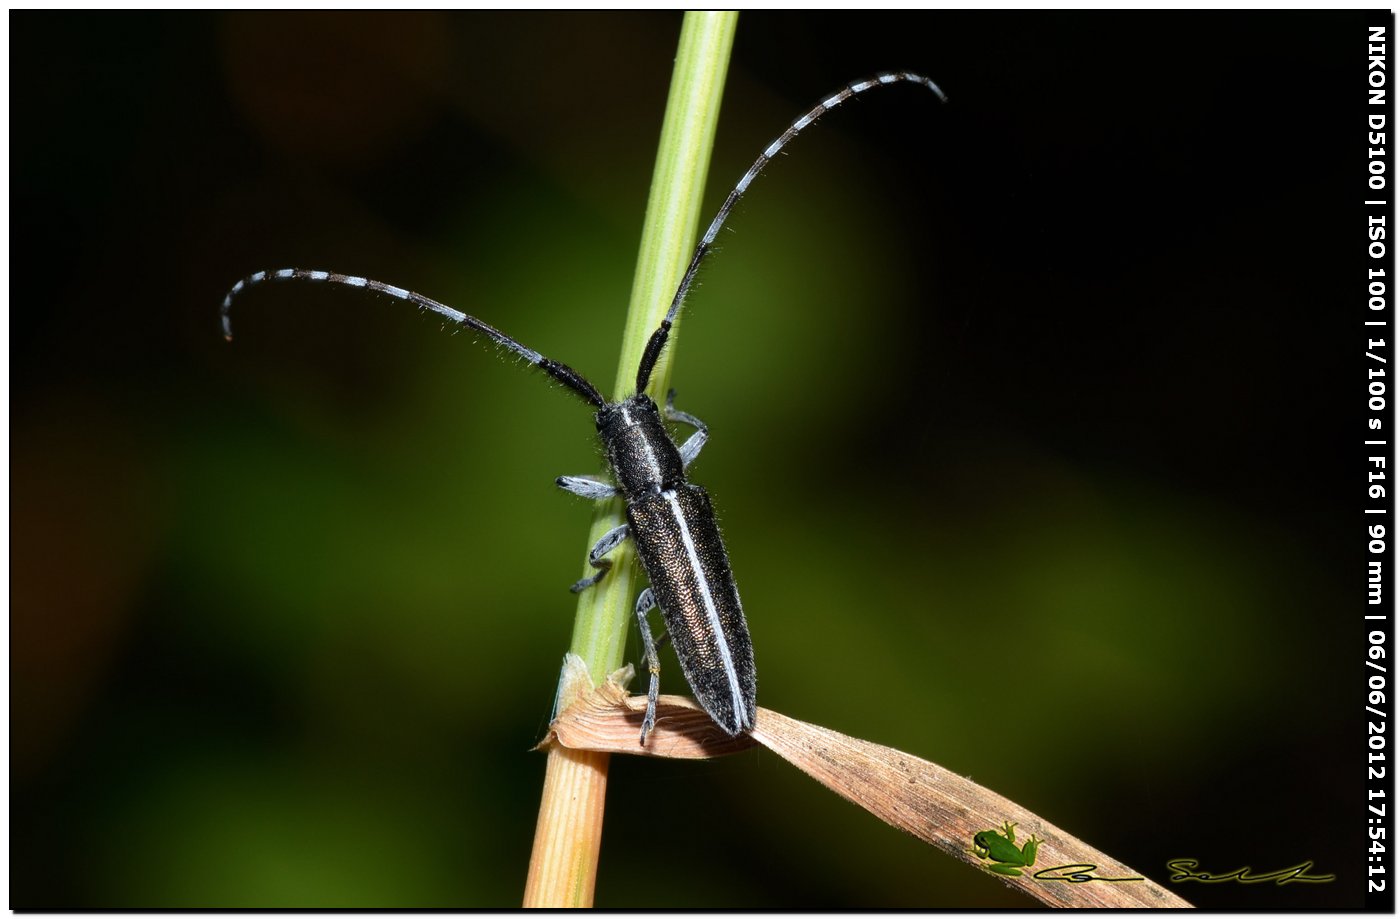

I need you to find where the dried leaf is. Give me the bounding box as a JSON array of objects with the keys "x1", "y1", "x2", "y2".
[
  {"x1": 541, "y1": 673, "x2": 758, "y2": 759},
  {"x1": 544, "y1": 683, "x2": 1191, "y2": 908}
]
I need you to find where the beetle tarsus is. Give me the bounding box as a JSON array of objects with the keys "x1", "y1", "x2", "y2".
[
  {"x1": 634, "y1": 588, "x2": 661, "y2": 745},
  {"x1": 569, "y1": 523, "x2": 629, "y2": 592}
]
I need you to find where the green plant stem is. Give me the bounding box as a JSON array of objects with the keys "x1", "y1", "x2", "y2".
[
  {"x1": 523, "y1": 12, "x2": 736, "y2": 908},
  {"x1": 566, "y1": 10, "x2": 737, "y2": 695}
]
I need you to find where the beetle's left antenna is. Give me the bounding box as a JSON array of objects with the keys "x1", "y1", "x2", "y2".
[
  {"x1": 222, "y1": 269, "x2": 606, "y2": 408},
  {"x1": 634, "y1": 70, "x2": 947, "y2": 394}
]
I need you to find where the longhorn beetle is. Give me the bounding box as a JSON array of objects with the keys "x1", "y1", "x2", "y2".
[{"x1": 222, "y1": 71, "x2": 946, "y2": 744}]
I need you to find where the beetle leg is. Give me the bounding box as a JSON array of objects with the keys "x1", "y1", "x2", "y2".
[
  {"x1": 634, "y1": 587, "x2": 662, "y2": 745},
  {"x1": 555, "y1": 475, "x2": 619, "y2": 501},
  {"x1": 568, "y1": 524, "x2": 629, "y2": 593},
  {"x1": 665, "y1": 389, "x2": 709, "y2": 469}
]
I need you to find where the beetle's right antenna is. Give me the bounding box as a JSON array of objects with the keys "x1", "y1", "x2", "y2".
[
  {"x1": 634, "y1": 70, "x2": 946, "y2": 395},
  {"x1": 222, "y1": 269, "x2": 606, "y2": 408}
]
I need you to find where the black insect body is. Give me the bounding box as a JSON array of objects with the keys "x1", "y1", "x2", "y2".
[
  {"x1": 596, "y1": 393, "x2": 756, "y2": 737},
  {"x1": 222, "y1": 71, "x2": 945, "y2": 744}
]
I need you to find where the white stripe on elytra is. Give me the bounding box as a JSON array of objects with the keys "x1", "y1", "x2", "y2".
[{"x1": 662, "y1": 488, "x2": 745, "y2": 728}]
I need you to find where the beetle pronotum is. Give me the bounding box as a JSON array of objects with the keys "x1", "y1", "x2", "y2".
[{"x1": 223, "y1": 71, "x2": 946, "y2": 743}]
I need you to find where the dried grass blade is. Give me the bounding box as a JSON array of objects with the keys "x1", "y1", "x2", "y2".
[{"x1": 545, "y1": 685, "x2": 1192, "y2": 908}]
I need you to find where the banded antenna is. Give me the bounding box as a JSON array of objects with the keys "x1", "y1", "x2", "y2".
[
  {"x1": 634, "y1": 70, "x2": 946, "y2": 394},
  {"x1": 221, "y1": 268, "x2": 605, "y2": 408},
  {"x1": 221, "y1": 72, "x2": 945, "y2": 410}
]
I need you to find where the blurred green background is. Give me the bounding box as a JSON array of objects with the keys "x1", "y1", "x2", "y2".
[{"x1": 12, "y1": 11, "x2": 1369, "y2": 908}]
